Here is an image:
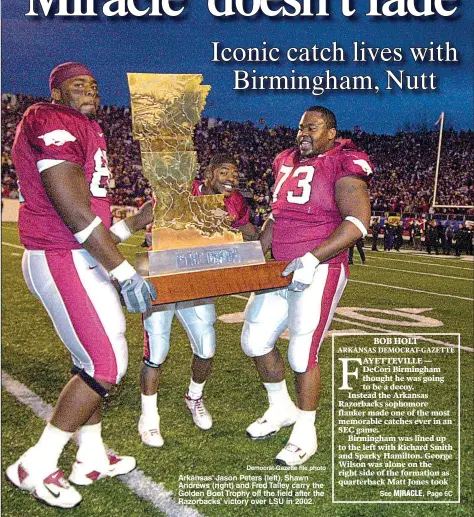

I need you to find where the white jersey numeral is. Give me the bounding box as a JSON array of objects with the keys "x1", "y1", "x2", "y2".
[
  {"x1": 287, "y1": 165, "x2": 315, "y2": 204},
  {"x1": 272, "y1": 165, "x2": 293, "y2": 203},
  {"x1": 273, "y1": 164, "x2": 315, "y2": 205},
  {"x1": 90, "y1": 149, "x2": 110, "y2": 198}
]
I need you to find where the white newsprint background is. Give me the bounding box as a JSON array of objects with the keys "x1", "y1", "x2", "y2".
[{"x1": 332, "y1": 332, "x2": 460, "y2": 504}]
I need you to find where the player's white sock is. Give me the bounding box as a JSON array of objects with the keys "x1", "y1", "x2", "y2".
[
  {"x1": 27, "y1": 423, "x2": 73, "y2": 471},
  {"x1": 290, "y1": 408, "x2": 317, "y2": 445},
  {"x1": 187, "y1": 378, "x2": 205, "y2": 400},
  {"x1": 295, "y1": 408, "x2": 316, "y2": 425},
  {"x1": 76, "y1": 422, "x2": 108, "y2": 467},
  {"x1": 139, "y1": 393, "x2": 163, "y2": 446},
  {"x1": 141, "y1": 393, "x2": 158, "y2": 419},
  {"x1": 264, "y1": 380, "x2": 293, "y2": 407}
]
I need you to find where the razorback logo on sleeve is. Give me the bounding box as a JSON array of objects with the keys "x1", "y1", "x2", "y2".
[
  {"x1": 353, "y1": 158, "x2": 373, "y2": 175},
  {"x1": 38, "y1": 130, "x2": 77, "y2": 147}
]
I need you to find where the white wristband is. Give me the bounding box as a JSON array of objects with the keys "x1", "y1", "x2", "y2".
[
  {"x1": 109, "y1": 260, "x2": 136, "y2": 282},
  {"x1": 303, "y1": 252, "x2": 320, "y2": 268},
  {"x1": 268, "y1": 212, "x2": 275, "y2": 222},
  {"x1": 345, "y1": 216, "x2": 368, "y2": 238},
  {"x1": 110, "y1": 219, "x2": 133, "y2": 242},
  {"x1": 74, "y1": 216, "x2": 102, "y2": 244}
]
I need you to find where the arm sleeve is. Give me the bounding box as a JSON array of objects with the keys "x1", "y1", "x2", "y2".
[
  {"x1": 334, "y1": 151, "x2": 373, "y2": 183},
  {"x1": 226, "y1": 191, "x2": 250, "y2": 228},
  {"x1": 25, "y1": 107, "x2": 86, "y2": 171},
  {"x1": 272, "y1": 149, "x2": 290, "y2": 179}
]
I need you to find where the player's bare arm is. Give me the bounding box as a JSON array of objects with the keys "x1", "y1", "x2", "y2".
[
  {"x1": 310, "y1": 176, "x2": 371, "y2": 263},
  {"x1": 239, "y1": 221, "x2": 259, "y2": 241},
  {"x1": 259, "y1": 215, "x2": 274, "y2": 255},
  {"x1": 109, "y1": 200, "x2": 154, "y2": 244},
  {"x1": 41, "y1": 160, "x2": 127, "y2": 271}
]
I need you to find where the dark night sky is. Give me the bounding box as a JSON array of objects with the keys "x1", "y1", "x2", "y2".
[{"x1": 2, "y1": 0, "x2": 473, "y2": 134}]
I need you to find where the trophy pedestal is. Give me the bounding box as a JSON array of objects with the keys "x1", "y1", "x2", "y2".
[
  {"x1": 136, "y1": 248, "x2": 290, "y2": 304},
  {"x1": 142, "y1": 241, "x2": 265, "y2": 276}
]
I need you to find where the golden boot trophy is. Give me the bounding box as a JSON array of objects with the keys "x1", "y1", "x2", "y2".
[{"x1": 128, "y1": 73, "x2": 289, "y2": 303}]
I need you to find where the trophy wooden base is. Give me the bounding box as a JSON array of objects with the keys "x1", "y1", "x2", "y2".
[{"x1": 146, "y1": 260, "x2": 291, "y2": 305}]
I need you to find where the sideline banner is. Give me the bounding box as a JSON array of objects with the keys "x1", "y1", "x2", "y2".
[
  {"x1": 111, "y1": 204, "x2": 138, "y2": 223},
  {"x1": 1, "y1": 198, "x2": 20, "y2": 222},
  {"x1": 1, "y1": 200, "x2": 139, "y2": 225}
]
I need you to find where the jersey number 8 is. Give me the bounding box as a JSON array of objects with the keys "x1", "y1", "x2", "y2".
[{"x1": 90, "y1": 149, "x2": 111, "y2": 198}]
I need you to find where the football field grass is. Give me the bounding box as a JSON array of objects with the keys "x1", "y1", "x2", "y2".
[{"x1": 2, "y1": 222, "x2": 473, "y2": 517}]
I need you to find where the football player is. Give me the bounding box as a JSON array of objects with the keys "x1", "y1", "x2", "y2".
[
  {"x1": 139, "y1": 154, "x2": 257, "y2": 446},
  {"x1": 241, "y1": 106, "x2": 372, "y2": 466},
  {"x1": 6, "y1": 62, "x2": 156, "y2": 508}
]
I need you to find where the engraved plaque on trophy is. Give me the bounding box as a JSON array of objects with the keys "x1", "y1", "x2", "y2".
[{"x1": 128, "y1": 73, "x2": 290, "y2": 304}]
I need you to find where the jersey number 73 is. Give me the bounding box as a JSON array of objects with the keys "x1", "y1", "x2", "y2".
[{"x1": 272, "y1": 165, "x2": 315, "y2": 205}]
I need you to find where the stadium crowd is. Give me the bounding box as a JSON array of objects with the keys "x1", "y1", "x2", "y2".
[{"x1": 2, "y1": 93, "x2": 473, "y2": 219}]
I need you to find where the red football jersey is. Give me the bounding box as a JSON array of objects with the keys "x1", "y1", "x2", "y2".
[
  {"x1": 13, "y1": 103, "x2": 112, "y2": 250},
  {"x1": 192, "y1": 180, "x2": 250, "y2": 228},
  {"x1": 271, "y1": 139, "x2": 372, "y2": 263}
]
